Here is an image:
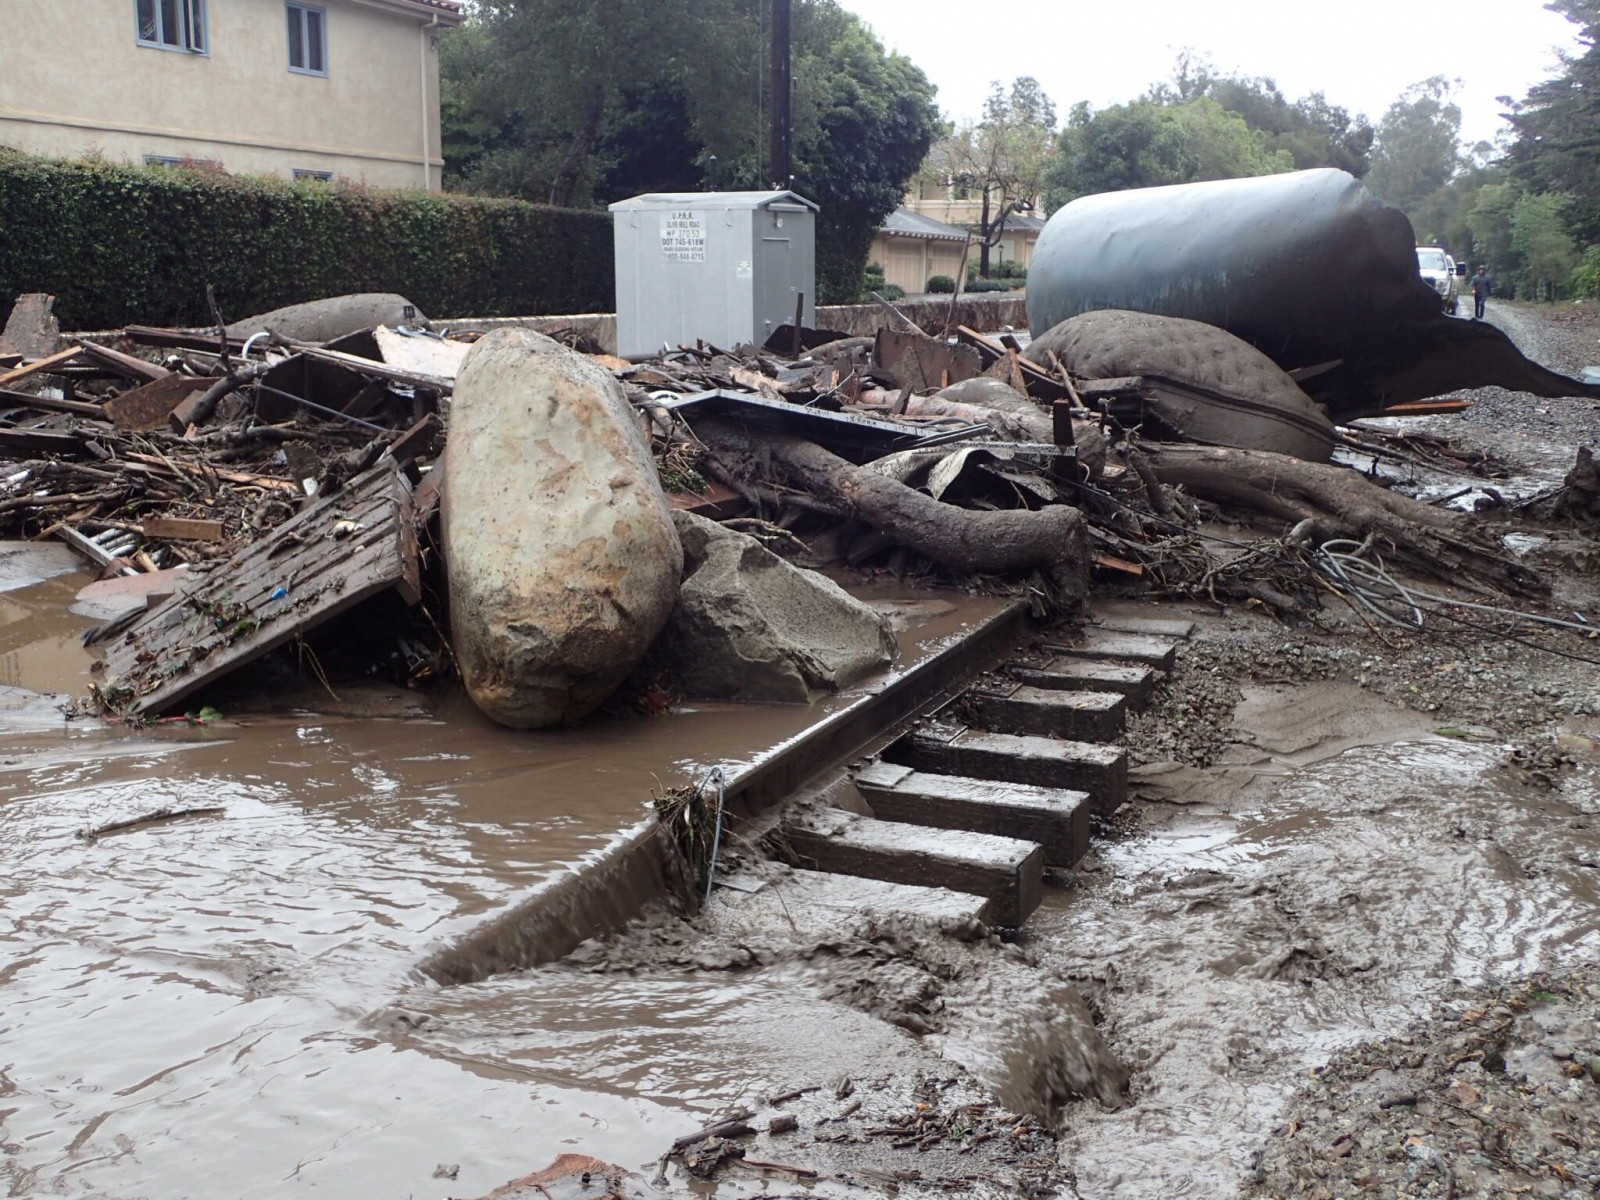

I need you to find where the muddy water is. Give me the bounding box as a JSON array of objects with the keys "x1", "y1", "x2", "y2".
[
  {"x1": 0, "y1": 562, "x2": 1011, "y2": 1198},
  {"x1": 1043, "y1": 683, "x2": 1600, "y2": 1199}
]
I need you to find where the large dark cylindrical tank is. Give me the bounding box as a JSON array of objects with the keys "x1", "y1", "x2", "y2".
[
  {"x1": 1027, "y1": 169, "x2": 1600, "y2": 417},
  {"x1": 1028, "y1": 169, "x2": 1432, "y2": 370}
]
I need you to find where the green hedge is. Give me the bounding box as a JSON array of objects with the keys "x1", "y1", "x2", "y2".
[{"x1": 0, "y1": 151, "x2": 614, "y2": 330}]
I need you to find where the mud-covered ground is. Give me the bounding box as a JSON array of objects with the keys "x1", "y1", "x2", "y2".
[{"x1": 1038, "y1": 296, "x2": 1600, "y2": 1198}]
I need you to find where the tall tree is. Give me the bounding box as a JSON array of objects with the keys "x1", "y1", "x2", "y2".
[
  {"x1": 1504, "y1": 0, "x2": 1600, "y2": 243},
  {"x1": 1364, "y1": 77, "x2": 1464, "y2": 218},
  {"x1": 1043, "y1": 97, "x2": 1293, "y2": 208},
  {"x1": 924, "y1": 77, "x2": 1058, "y2": 273},
  {"x1": 438, "y1": 1, "x2": 936, "y2": 302}
]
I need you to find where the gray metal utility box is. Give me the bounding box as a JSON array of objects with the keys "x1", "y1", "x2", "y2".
[{"x1": 609, "y1": 190, "x2": 818, "y2": 359}]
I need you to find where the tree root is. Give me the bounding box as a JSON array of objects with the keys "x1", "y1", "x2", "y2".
[
  {"x1": 1145, "y1": 443, "x2": 1547, "y2": 598},
  {"x1": 695, "y1": 418, "x2": 1091, "y2": 606}
]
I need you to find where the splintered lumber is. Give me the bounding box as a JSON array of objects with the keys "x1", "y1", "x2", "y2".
[
  {"x1": 104, "y1": 374, "x2": 211, "y2": 431},
  {"x1": 872, "y1": 326, "x2": 983, "y2": 392},
  {"x1": 0, "y1": 294, "x2": 60, "y2": 359},
  {"x1": 0, "y1": 346, "x2": 82, "y2": 388},
  {"x1": 95, "y1": 461, "x2": 421, "y2": 716},
  {"x1": 1379, "y1": 398, "x2": 1473, "y2": 416},
  {"x1": 955, "y1": 326, "x2": 1070, "y2": 402}
]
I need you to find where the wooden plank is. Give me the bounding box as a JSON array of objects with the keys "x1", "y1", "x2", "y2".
[
  {"x1": 95, "y1": 462, "x2": 419, "y2": 716},
  {"x1": 854, "y1": 760, "x2": 1090, "y2": 868},
  {"x1": 103, "y1": 374, "x2": 211, "y2": 431},
  {"x1": 1379, "y1": 398, "x2": 1473, "y2": 416},
  {"x1": 75, "y1": 340, "x2": 169, "y2": 385},
  {"x1": 955, "y1": 325, "x2": 1070, "y2": 401},
  {"x1": 1093, "y1": 552, "x2": 1145, "y2": 577},
  {"x1": 887, "y1": 724, "x2": 1128, "y2": 816},
  {"x1": 0, "y1": 388, "x2": 106, "y2": 418},
  {"x1": 1094, "y1": 615, "x2": 1196, "y2": 639},
  {"x1": 123, "y1": 324, "x2": 251, "y2": 355},
  {"x1": 0, "y1": 294, "x2": 59, "y2": 359},
  {"x1": 141, "y1": 516, "x2": 225, "y2": 542},
  {"x1": 0, "y1": 426, "x2": 90, "y2": 456},
  {"x1": 383, "y1": 412, "x2": 442, "y2": 467},
  {"x1": 298, "y1": 344, "x2": 455, "y2": 391},
  {"x1": 0, "y1": 347, "x2": 82, "y2": 388},
  {"x1": 783, "y1": 806, "x2": 1043, "y2": 927}
]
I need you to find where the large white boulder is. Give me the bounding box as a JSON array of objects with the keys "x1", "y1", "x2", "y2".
[{"x1": 443, "y1": 329, "x2": 682, "y2": 728}]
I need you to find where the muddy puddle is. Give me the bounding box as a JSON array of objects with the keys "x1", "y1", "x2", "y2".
[
  {"x1": 0, "y1": 560, "x2": 1014, "y2": 1198},
  {"x1": 1043, "y1": 682, "x2": 1600, "y2": 1199}
]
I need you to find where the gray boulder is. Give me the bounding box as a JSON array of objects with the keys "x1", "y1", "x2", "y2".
[
  {"x1": 443, "y1": 329, "x2": 682, "y2": 728},
  {"x1": 651, "y1": 512, "x2": 895, "y2": 703}
]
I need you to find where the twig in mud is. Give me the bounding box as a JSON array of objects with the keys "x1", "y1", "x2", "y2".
[
  {"x1": 766, "y1": 1085, "x2": 820, "y2": 1106},
  {"x1": 77, "y1": 806, "x2": 225, "y2": 841},
  {"x1": 739, "y1": 1157, "x2": 818, "y2": 1178}
]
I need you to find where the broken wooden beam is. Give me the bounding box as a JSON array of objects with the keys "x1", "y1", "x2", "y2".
[
  {"x1": 75, "y1": 340, "x2": 169, "y2": 385},
  {"x1": 0, "y1": 426, "x2": 91, "y2": 456},
  {"x1": 854, "y1": 760, "x2": 1090, "y2": 868},
  {"x1": 0, "y1": 346, "x2": 82, "y2": 389},
  {"x1": 783, "y1": 805, "x2": 1044, "y2": 926},
  {"x1": 94, "y1": 461, "x2": 421, "y2": 717},
  {"x1": 0, "y1": 388, "x2": 107, "y2": 418}
]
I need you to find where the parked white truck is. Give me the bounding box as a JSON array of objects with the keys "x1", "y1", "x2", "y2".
[{"x1": 1416, "y1": 246, "x2": 1463, "y2": 315}]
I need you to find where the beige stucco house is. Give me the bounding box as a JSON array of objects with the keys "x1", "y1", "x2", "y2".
[
  {"x1": 0, "y1": 0, "x2": 463, "y2": 189},
  {"x1": 906, "y1": 183, "x2": 1048, "y2": 272}
]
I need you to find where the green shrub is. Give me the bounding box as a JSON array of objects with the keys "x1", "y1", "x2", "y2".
[
  {"x1": 965, "y1": 278, "x2": 1016, "y2": 293},
  {"x1": 859, "y1": 263, "x2": 903, "y2": 302},
  {"x1": 1569, "y1": 245, "x2": 1600, "y2": 300},
  {"x1": 989, "y1": 260, "x2": 1028, "y2": 281},
  {"x1": 926, "y1": 274, "x2": 956, "y2": 293},
  {"x1": 0, "y1": 150, "x2": 614, "y2": 329}
]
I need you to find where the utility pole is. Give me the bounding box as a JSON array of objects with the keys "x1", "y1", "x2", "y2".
[{"x1": 769, "y1": 0, "x2": 792, "y2": 190}]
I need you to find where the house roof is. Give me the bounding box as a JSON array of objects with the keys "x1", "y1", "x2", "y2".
[
  {"x1": 879, "y1": 207, "x2": 968, "y2": 241},
  {"x1": 995, "y1": 211, "x2": 1047, "y2": 232},
  {"x1": 363, "y1": 0, "x2": 466, "y2": 20}
]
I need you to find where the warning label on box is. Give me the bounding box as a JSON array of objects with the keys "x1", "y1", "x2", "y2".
[{"x1": 661, "y1": 211, "x2": 706, "y2": 262}]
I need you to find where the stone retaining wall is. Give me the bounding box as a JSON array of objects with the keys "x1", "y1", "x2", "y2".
[{"x1": 443, "y1": 294, "x2": 1029, "y2": 357}]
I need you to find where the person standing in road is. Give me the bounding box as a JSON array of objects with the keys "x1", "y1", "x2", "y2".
[{"x1": 1472, "y1": 266, "x2": 1494, "y2": 319}]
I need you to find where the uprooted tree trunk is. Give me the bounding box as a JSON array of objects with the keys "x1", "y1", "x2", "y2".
[
  {"x1": 1144, "y1": 443, "x2": 1547, "y2": 598},
  {"x1": 694, "y1": 418, "x2": 1091, "y2": 605}
]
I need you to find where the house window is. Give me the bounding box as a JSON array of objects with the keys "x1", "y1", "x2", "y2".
[
  {"x1": 136, "y1": 0, "x2": 208, "y2": 53},
  {"x1": 144, "y1": 155, "x2": 221, "y2": 169},
  {"x1": 293, "y1": 169, "x2": 334, "y2": 182},
  {"x1": 287, "y1": 3, "x2": 328, "y2": 76}
]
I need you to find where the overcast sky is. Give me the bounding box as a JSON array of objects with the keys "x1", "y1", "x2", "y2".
[{"x1": 840, "y1": 0, "x2": 1583, "y2": 148}]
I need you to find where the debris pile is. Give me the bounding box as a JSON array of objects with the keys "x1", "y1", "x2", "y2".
[{"x1": 0, "y1": 283, "x2": 1585, "y2": 726}]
